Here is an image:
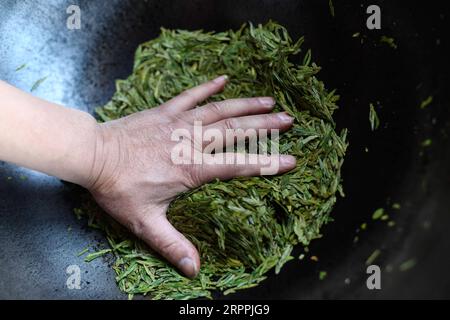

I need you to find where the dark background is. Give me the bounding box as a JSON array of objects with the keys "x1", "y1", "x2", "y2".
[{"x1": 0, "y1": 0, "x2": 449, "y2": 299}]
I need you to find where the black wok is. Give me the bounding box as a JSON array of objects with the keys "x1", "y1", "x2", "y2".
[{"x1": 0, "y1": 0, "x2": 449, "y2": 299}]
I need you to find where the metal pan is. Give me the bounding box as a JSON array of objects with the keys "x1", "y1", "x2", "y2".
[{"x1": 0, "y1": 0, "x2": 449, "y2": 299}]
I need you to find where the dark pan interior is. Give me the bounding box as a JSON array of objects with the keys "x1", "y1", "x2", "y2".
[{"x1": 0, "y1": 0, "x2": 449, "y2": 299}]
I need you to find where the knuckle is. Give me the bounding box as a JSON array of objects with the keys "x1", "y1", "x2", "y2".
[
  {"x1": 127, "y1": 215, "x2": 148, "y2": 240},
  {"x1": 265, "y1": 114, "x2": 277, "y2": 127},
  {"x1": 169, "y1": 115, "x2": 189, "y2": 130},
  {"x1": 252, "y1": 97, "x2": 263, "y2": 105},
  {"x1": 208, "y1": 102, "x2": 223, "y2": 117},
  {"x1": 159, "y1": 240, "x2": 179, "y2": 257},
  {"x1": 223, "y1": 118, "x2": 237, "y2": 130},
  {"x1": 189, "y1": 108, "x2": 202, "y2": 122},
  {"x1": 185, "y1": 165, "x2": 205, "y2": 187}
]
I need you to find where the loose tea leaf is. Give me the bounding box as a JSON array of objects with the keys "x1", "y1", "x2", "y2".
[
  {"x1": 81, "y1": 21, "x2": 347, "y2": 299},
  {"x1": 372, "y1": 208, "x2": 385, "y2": 220},
  {"x1": 15, "y1": 63, "x2": 27, "y2": 72},
  {"x1": 30, "y1": 76, "x2": 48, "y2": 92},
  {"x1": 77, "y1": 247, "x2": 90, "y2": 257},
  {"x1": 399, "y1": 258, "x2": 417, "y2": 272},
  {"x1": 392, "y1": 203, "x2": 401, "y2": 210},
  {"x1": 369, "y1": 103, "x2": 380, "y2": 131},
  {"x1": 84, "y1": 249, "x2": 112, "y2": 262},
  {"x1": 366, "y1": 249, "x2": 381, "y2": 265},
  {"x1": 329, "y1": 0, "x2": 335, "y2": 17},
  {"x1": 420, "y1": 96, "x2": 433, "y2": 109},
  {"x1": 421, "y1": 139, "x2": 432, "y2": 147},
  {"x1": 380, "y1": 36, "x2": 397, "y2": 49}
]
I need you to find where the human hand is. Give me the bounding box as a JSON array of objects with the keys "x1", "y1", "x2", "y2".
[{"x1": 86, "y1": 75, "x2": 296, "y2": 278}]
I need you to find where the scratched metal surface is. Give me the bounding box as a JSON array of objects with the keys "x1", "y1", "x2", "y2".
[{"x1": 0, "y1": 0, "x2": 449, "y2": 299}]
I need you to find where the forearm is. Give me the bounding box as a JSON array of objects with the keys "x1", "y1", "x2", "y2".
[{"x1": 0, "y1": 80, "x2": 98, "y2": 187}]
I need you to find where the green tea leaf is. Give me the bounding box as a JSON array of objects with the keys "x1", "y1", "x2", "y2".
[
  {"x1": 15, "y1": 63, "x2": 27, "y2": 72},
  {"x1": 366, "y1": 249, "x2": 381, "y2": 265},
  {"x1": 369, "y1": 103, "x2": 380, "y2": 131},
  {"x1": 329, "y1": 0, "x2": 335, "y2": 17},
  {"x1": 420, "y1": 96, "x2": 433, "y2": 109},
  {"x1": 380, "y1": 36, "x2": 397, "y2": 49},
  {"x1": 421, "y1": 139, "x2": 432, "y2": 147},
  {"x1": 79, "y1": 21, "x2": 348, "y2": 300},
  {"x1": 399, "y1": 259, "x2": 416, "y2": 272},
  {"x1": 30, "y1": 76, "x2": 48, "y2": 92},
  {"x1": 372, "y1": 208, "x2": 384, "y2": 220},
  {"x1": 84, "y1": 249, "x2": 111, "y2": 262}
]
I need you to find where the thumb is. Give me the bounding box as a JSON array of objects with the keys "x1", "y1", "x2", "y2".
[{"x1": 137, "y1": 212, "x2": 200, "y2": 278}]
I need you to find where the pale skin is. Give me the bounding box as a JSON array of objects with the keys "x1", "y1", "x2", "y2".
[{"x1": 0, "y1": 75, "x2": 296, "y2": 278}]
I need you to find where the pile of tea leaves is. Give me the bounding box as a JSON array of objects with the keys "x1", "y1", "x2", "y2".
[{"x1": 80, "y1": 21, "x2": 348, "y2": 299}]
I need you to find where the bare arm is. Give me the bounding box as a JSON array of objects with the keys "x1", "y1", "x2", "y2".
[{"x1": 0, "y1": 80, "x2": 98, "y2": 187}]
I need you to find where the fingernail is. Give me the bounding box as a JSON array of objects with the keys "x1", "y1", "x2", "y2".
[
  {"x1": 277, "y1": 112, "x2": 294, "y2": 123},
  {"x1": 281, "y1": 155, "x2": 297, "y2": 167},
  {"x1": 213, "y1": 75, "x2": 228, "y2": 84},
  {"x1": 178, "y1": 257, "x2": 198, "y2": 278},
  {"x1": 258, "y1": 97, "x2": 275, "y2": 106}
]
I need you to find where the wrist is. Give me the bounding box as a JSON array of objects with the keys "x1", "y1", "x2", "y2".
[
  {"x1": 61, "y1": 110, "x2": 102, "y2": 188},
  {"x1": 83, "y1": 121, "x2": 123, "y2": 193},
  {"x1": 0, "y1": 81, "x2": 107, "y2": 187}
]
